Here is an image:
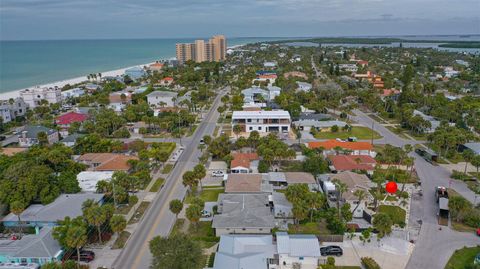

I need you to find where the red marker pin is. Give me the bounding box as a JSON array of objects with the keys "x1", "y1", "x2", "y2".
[{"x1": 385, "y1": 181, "x2": 398, "y2": 194}]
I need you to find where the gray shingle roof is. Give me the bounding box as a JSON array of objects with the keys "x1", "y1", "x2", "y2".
[
  {"x1": 213, "y1": 234, "x2": 275, "y2": 269},
  {"x1": 22, "y1": 125, "x2": 56, "y2": 139},
  {"x1": 0, "y1": 227, "x2": 62, "y2": 259},
  {"x1": 60, "y1": 133, "x2": 84, "y2": 143},
  {"x1": 3, "y1": 193, "x2": 104, "y2": 223},
  {"x1": 213, "y1": 194, "x2": 274, "y2": 229},
  {"x1": 464, "y1": 142, "x2": 480, "y2": 155},
  {"x1": 276, "y1": 232, "x2": 321, "y2": 257}
]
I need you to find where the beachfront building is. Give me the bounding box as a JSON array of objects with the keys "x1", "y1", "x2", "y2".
[
  {"x1": 0, "y1": 98, "x2": 27, "y2": 123},
  {"x1": 124, "y1": 67, "x2": 146, "y2": 80},
  {"x1": 231, "y1": 110, "x2": 291, "y2": 134},
  {"x1": 20, "y1": 87, "x2": 62, "y2": 109},
  {"x1": 61, "y1": 87, "x2": 85, "y2": 99},
  {"x1": 176, "y1": 35, "x2": 226, "y2": 64},
  {"x1": 18, "y1": 125, "x2": 59, "y2": 147}
]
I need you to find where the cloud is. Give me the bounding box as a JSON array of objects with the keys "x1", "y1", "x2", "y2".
[{"x1": 0, "y1": 0, "x2": 478, "y2": 40}]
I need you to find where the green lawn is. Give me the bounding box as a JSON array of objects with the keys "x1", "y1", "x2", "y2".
[
  {"x1": 378, "y1": 205, "x2": 406, "y2": 225},
  {"x1": 150, "y1": 178, "x2": 165, "y2": 192},
  {"x1": 111, "y1": 231, "x2": 131, "y2": 249},
  {"x1": 445, "y1": 246, "x2": 480, "y2": 269},
  {"x1": 288, "y1": 220, "x2": 332, "y2": 235},
  {"x1": 162, "y1": 164, "x2": 174, "y2": 174},
  {"x1": 314, "y1": 126, "x2": 382, "y2": 140},
  {"x1": 171, "y1": 219, "x2": 219, "y2": 249},
  {"x1": 337, "y1": 267, "x2": 362, "y2": 269},
  {"x1": 185, "y1": 188, "x2": 224, "y2": 203}
]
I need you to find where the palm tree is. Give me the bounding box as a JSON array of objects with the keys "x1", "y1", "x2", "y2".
[
  {"x1": 462, "y1": 149, "x2": 475, "y2": 175},
  {"x1": 169, "y1": 199, "x2": 183, "y2": 218},
  {"x1": 233, "y1": 124, "x2": 242, "y2": 139},
  {"x1": 66, "y1": 225, "x2": 88, "y2": 268},
  {"x1": 10, "y1": 201, "x2": 25, "y2": 232},
  {"x1": 332, "y1": 179, "x2": 348, "y2": 218},
  {"x1": 306, "y1": 192, "x2": 324, "y2": 222},
  {"x1": 352, "y1": 189, "x2": 366, "y2": 215},
  {"x1": 110, "y1": 215, "x2": 127, "y2": 237},
  {"x1": 372, "y1": 213, "x2": 393, "y2": 239}
]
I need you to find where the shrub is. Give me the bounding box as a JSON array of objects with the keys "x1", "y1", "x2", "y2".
[
  {"x1": 361, "y1": 257, "x2": 381, "y2": 269},
  {"x1": 331, "y1": 125, "x2": 339, "y2": 132},
  {"x1": 207, "y1": 253, "x2": 216, "y2": 267},
  {"x1": 258, "y1": 160, "x2": 270, "y2": 173},
  {"x1": 128, "y1": 195, "x2": 139, "y2": 206},
  {"x1": 451, "y1": 170, "x2": 474, "y2": 181}
]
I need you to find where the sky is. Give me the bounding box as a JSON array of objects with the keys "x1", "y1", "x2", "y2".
[{"x1": 0, "y1": 0, "x2": 479, "y2": 40}]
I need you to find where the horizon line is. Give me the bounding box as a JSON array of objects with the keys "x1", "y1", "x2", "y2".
[{"x1": 1, "y1": 33, "x2": 479, "y2": 42}]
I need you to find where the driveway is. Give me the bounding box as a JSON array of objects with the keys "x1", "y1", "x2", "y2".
[
  {"x1": 351, "y1": 109, "x2": 480, "y2": 269},
  {"x1": 323, "y1": 236, "x2": 413, "y2": 269}
]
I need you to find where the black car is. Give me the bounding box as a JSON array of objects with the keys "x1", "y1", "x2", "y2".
[
  {"x1": 69, "y1": 250, "x2": 95, "y2": 262},
  {"x1": 320, "y1": 245, "x2": 343, "y2": 256}
]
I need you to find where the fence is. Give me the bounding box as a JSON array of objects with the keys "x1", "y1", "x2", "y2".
[{"x1": 317, "y1": 234, "x2": 344, "y2": 242}]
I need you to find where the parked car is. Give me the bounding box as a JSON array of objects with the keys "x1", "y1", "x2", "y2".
[
  {"x1": 199, "y1": 139, "x2": 205, "y2": 145},
  {"x1": 212, "y1": 170, "x2": 224, "y2": 177},
  {"x1": 201, "y1": 210, "x2": 211, "y2": 218},
  {"x1": 69, "y1": 250, "x2": 95, "y2": 263},
  {"x1": 320, "y1": 245, "x2": 343, "y2": 256}
]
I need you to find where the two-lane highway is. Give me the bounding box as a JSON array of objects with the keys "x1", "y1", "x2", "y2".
[{"x1": 113, "y1": 87, "x2": 228, "y2": 269}]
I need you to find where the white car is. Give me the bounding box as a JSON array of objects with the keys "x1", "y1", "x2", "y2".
[{"x1": 212, "y1": 170, "x2": 224, "y2": 177}]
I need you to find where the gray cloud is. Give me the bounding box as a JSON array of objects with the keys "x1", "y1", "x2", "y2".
[{"x1": 0, "y1": 0, "x2": 478, "y2": 40}]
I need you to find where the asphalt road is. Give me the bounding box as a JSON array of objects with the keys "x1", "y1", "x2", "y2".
[
  {"x1": 351, "y1": 109, "x2": 479, "y2": 269},
  {"x1": 112, "y1": 87, "x2": 228, "y2": 269}
]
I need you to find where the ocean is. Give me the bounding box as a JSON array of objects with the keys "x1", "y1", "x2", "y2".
[
  {"x1": 1, "y1": 35, "x2": 478, "y2": 94},
  {"x1": 0, "y1": 37, "x2": 286, "y2": 94}
]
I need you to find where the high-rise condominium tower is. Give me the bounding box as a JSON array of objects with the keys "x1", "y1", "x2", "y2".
[{"x1": 175, "y1": 35, "x2": 227, "y2": 64}]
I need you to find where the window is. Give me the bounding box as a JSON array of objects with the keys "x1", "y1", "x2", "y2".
[
  {"x1": 258, "y1": 127, "x2": 262, "y2": 130},
  {"x1": 249, "y1": 127, "x2": 253, "y2": 131},
  {"x1": 247, "y1": 119, "x2": 252, "y2": 123},
  {"x1": 299, "y1": 257, "x2": 304, "y2": 260},
  {"x1": 242, "y1": 228, "x2": 246, "y2": 231},
  {"x1": 31, "y1": 258, "x2": 39, "y2": 263}
]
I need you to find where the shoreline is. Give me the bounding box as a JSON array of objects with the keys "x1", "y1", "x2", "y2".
[
  {"x1": 0, "y1": 63, "x2": 153, "y2": 100},
  {"x1": 0, "y1": 45, "x2": 245, "y2": 100}
]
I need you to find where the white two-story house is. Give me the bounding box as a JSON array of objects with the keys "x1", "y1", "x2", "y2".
[{"x1": 232, "y1": 110, "x2": 291, "y2": 134}]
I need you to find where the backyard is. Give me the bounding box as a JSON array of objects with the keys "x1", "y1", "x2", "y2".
[
  {"x1": 444, "y1": 246, "x2": 480, "y2": 269},
  {"x1": 378, "y1": 205, "x2": 406, "y2": 226},
  {"x1": 171, "y1": 219, "x2": 219, "y2": 249},
  {"x1": 288, "y1": 220, "x2": 332, "y2": 235},
  {"x1": 313, "y1": 126, "x2": 382, "y2": 140}
]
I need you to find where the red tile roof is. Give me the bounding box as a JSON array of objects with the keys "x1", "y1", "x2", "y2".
[
  {"x1": 329, "y1": 155, "x2": 376, "y2": 171},
  {"x1": 77, "y1": 153, "x2": 138, "y2": 171},
  {"x1": 162, "y1": 77, "x2": 174, "y2": 81},
  {"x1": 231, "y1": 152, "x2": 259, "y2": 169},
  {"x1": 56, "y1": 112, "x2": 88, "y2": 125},
  {"x1": 308, "y1": 139, "x2": 373, "y2": 151}
]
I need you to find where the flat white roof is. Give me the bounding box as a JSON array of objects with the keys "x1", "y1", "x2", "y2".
[
  {"x1": 232, "y1": 110, "x2": 291, "y2": 119},
  {"x1": 77, "y1": 171, "x2": 114, "y2": 192}
]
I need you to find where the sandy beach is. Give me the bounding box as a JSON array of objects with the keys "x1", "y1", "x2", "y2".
[
  {"x1": 0, "y1": 63, "x2": 152, "y2": 100},
  {"x1": 0, "y1": 44, "x2": 246, "y2": 101}
]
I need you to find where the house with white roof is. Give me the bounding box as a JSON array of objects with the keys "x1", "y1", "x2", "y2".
[
  {"x1": 213, "y1": 234, "x2": 276, "y2": 269},
  {"x1": 241, "y1": 86, "x2": 281, "y2": 108},
  {"x1": 212, "y1": 233, "x2": 322, "y2": 269},
  {"x1": 76, "y1": 171, "x2": 114, "y2": 192},
  {"x1": 61, "y1": 88, "x2": 85, "y2": 99},
  {"x1": 232, "y1": 110, "x2": 291, "y2": 134},
  {"x1": 20, "y1": 87, "x2": 62, "y2": 109},
  {"x1": 146, "y1": 91, "x2": 178, "y2": 108},
  {"x1": 276, "y1": 232, "x2": 321, "y2": 269},
  {"x1": 296, "y1": 82, "x2": 312, "y2": 92}
]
